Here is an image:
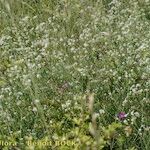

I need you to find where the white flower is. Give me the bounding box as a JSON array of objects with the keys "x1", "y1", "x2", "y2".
[
  {"x1": 32, "y1": 107, "x2": 37, "y2": 112},
  {"x1": 34, "y1": 99, "x2": 39, "y2": 104},
  {"x1": 122, "y1": 98, "x2": 128, "y2": 106},
  {"x1": 134, "y1": 112, "x2": 140, "y2": 118},
  {"x1": 99, "y1": 109, "x2": 105, "y2": 115},
  {"x1": 16, "y1": 101, "x2": 21, "y2": 106}
]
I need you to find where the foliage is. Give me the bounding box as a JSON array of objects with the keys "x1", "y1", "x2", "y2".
[{"x1": 0, "y1": 0, "x2": 150, "y2": 149}]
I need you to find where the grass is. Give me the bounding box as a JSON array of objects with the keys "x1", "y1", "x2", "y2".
[{"x1": 0, "y1": 0, "x2": 150, "y2": 150}]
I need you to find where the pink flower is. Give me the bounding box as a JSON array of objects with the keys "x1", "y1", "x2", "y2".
[{"x1": 117, "y1": 112, "x2": 127, "y2": 121}]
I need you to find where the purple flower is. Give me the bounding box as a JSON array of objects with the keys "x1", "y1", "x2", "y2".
[{"x1": 117, "y1": 112, "x2": 127, "y2": 121}]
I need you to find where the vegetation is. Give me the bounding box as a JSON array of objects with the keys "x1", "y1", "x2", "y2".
[{"x1": 0, "y1": 0, "x2": 150, "y2": 149}]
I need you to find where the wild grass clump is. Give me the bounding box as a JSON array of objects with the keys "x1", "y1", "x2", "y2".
[{"x1": 0, "y1": 0, "x2": 150, "y2": 149}]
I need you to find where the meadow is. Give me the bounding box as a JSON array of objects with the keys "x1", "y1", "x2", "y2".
[{"x1": 0, "y1": 0, "x2": 150, "y2": 149}]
